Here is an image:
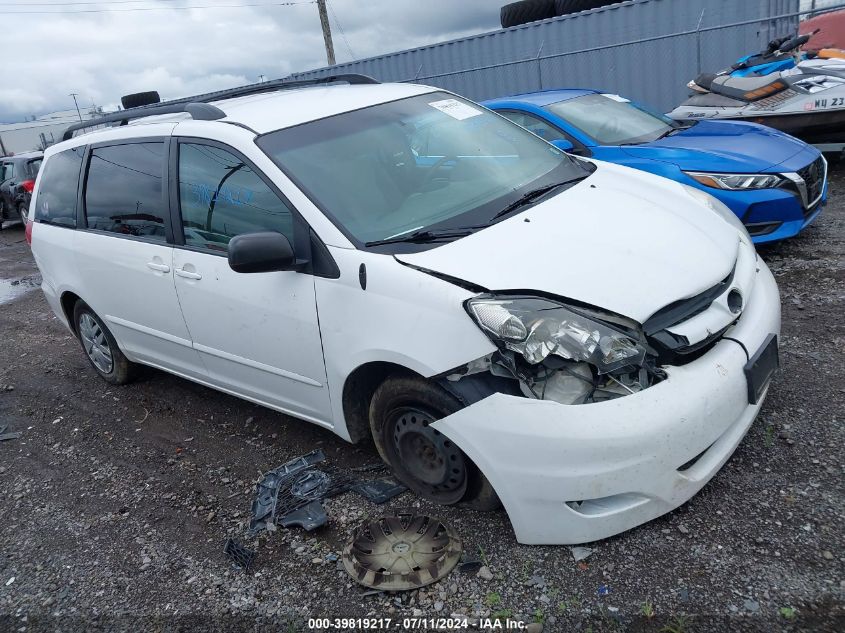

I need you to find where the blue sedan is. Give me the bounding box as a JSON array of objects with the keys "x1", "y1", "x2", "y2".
[{"x1": 482, "y1": 89, "x2": 827, "y2": 244}]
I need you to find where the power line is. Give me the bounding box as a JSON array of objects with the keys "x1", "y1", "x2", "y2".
[{"x1": 0, "y1": 1, "x2": 315, "y2": 15}]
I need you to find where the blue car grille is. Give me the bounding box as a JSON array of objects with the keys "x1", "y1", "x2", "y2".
[{"x1": 798, "y1": 155, "x2": 826, "y2": 208}]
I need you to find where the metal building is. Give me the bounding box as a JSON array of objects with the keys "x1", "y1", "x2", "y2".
[
  {"x1": 289, "y1": 0, "x2": 803, "y2": 112},
  {"x1": 0, "y1": 108, "x2": 101, "y2": 156}
]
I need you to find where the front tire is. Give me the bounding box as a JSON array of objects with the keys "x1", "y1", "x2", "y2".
[
  {"x1": 369, "y1": 376, "x2": 500, "y2": 510},
  {"x1": 72, "y1": 300, "x2": 137, "y2": 385}
]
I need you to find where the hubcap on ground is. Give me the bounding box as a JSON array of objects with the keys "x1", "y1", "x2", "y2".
[
  {"x1": 342, "y1": 513, "x2": 462, "y2": 590},
  {"x1": 387, "y1": 407, "x2": 467, "y2": 504},
  {"x1": 79, "y1": 313, "x2": 113, "y2": 374}
]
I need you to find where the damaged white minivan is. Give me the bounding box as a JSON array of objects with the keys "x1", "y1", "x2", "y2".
[{"x1": 28, "y1": 76, "x2": 780, "y2": 544}]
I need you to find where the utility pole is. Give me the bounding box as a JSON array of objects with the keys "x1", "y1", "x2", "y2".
[
  {"x1": 316, "y1": 0, "x2": 336, "y2": 66},
  {"x1": 69, "y1": 93, "x2": 83, "y2": 122}
]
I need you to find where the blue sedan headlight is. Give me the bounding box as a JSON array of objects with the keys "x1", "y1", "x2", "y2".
[{"x1": 685, "y1": 172, "x2": 783, "y2": 190}]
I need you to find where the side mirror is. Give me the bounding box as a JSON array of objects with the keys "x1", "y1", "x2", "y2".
[
  {"x1": 228, "y1": 232, "x2": 300, "y2": 273},
  {"x1": 551, "y1": 139, "x2": 575, "y2": 152}
]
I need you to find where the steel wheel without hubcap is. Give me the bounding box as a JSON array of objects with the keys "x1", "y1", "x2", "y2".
[
  {"x1": 78, "y1": 313, "x2": 113, "y2": 374},
  {"x1": 385, "y1": 406, "x2": 468, "y2": 504}
]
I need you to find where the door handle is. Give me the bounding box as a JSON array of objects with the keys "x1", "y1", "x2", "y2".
[
  {"x1": 176, "y1": 268, "x2": 202, "y2": 280},
  {"x1": 146, "y1": 262, "x2": 170, "y2": 273}
]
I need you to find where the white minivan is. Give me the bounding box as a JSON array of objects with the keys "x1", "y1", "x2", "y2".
[{"x1": 27, "y1": 76, "x2": 780, "y2": 545}]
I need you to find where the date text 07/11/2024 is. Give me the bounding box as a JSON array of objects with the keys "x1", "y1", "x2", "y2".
[{"x1": 307, "y1": 617, "x2": 527, "y2": 630}]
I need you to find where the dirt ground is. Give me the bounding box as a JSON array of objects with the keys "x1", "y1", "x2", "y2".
[{"x1": 0, "y1": 167, "x2": 843, "y2": 633}]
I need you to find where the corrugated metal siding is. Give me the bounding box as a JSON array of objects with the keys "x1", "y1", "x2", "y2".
[{"x1": 289, "y1": 0, "x2": 801, "y2": 111}]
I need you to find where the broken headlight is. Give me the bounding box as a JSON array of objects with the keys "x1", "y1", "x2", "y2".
[{"x1": 466, "y1": 296, "x2": 646, "y2": 374}]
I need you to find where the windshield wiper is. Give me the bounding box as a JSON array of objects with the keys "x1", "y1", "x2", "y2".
[
  {"x1": 655, "y1": 124, "x2": 696, "y2": 140},
  {"x1": 364, "y1": 225, "x2": 484, "y2": 247},
  {"x1": 488, "y1": 180, "x2": 578, "y2": 223}
]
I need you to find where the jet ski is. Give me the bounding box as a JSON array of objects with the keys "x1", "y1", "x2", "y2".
[
  {"x1": 727, "y1": 32, "x2": 818, "y2": 78},
  {"x1": 685, "y1": 31, "x2": 835, "y2": 95},
  {"x1": 720, "y1": 33, "x2": 811, "y2": 80},
  {"x1": 669, "y1": 33, "x2": 845, "y2": 153}
]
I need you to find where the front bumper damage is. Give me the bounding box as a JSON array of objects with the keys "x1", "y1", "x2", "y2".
[{"x1": 432, "y1": 261, "x2": 781, "y2": 545}]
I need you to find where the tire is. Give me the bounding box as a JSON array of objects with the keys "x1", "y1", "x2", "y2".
[
  {"x1": 501, "y1": 0, "x2": 557, "y2": 29},
  {"x1": 120, "y1": 91, "x2": 160, "y2": 110},
  {"x1": 72, "y1": 300, "x2": 137, "y2": 385},
  {"x1": 18, "y1": 203, "x2": 28, "y2": 225},
  {"x1": 369, "y1": 376, "x2": 500, "y2": 511},
  {"x1": 554, "y1": 0, "x2": 622, "y2": 17}
]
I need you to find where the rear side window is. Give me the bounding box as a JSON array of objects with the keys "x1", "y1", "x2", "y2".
[
  {"x1": 85, "y1": 142, "x2": 166, "y2": 241},
  {"x1": 177, "y1": 143, "x2": 295, "y2": 253},
  {"x1": 34, "y1": 146, "x2": 85, "y2": 228}
]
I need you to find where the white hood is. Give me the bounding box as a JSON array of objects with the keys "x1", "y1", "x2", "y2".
[{"x1": 396, "y1": 161, "x2": 740, "y2": 323}]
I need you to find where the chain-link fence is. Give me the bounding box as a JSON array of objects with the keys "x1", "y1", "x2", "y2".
[
  {"x1": 291, "y1": 0, "x2": 845, "y2": 112},
  {"x1": 801, "y1": 0, "x2": 844, "y2": 16}
]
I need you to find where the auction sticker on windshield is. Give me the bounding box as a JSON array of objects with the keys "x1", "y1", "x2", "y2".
[{"x1": 428, "y1": 98, "x2": 483, "y2": 120}]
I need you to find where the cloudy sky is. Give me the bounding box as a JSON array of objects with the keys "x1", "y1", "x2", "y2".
[{"x1": 0, "y1": 0, "x2": 501, "y2": 122}]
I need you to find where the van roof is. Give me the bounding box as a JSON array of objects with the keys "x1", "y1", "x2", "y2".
[
  {"x1": 207, "y1": 82, "x2": 436, "y2": 134},
  {"x1": 59, "y1": 78, "x2": 439, "y2": 146}
]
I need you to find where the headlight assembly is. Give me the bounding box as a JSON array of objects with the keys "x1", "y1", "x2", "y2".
[
  {"x1": 466, "y1": 296, "x2": 646, "y2": 374},
  {"x1": 685, "y1": 172, "x2": 782, "y2": 190}
]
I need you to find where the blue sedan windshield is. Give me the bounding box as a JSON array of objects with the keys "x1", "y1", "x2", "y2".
[{"x1": 546, "y1": 94, "x2": 675, "y2": 145}]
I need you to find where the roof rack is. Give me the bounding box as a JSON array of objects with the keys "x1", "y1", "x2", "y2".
[{"x1": 62, "y1": 73, "x2": 379, "y2": 141}]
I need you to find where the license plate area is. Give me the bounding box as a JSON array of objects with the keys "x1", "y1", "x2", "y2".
[{"x1": 744, "y1": 333, "x2": 779, "y2": 405}]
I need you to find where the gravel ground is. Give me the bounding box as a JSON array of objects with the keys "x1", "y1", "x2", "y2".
[{"x1": 0, "y1": 167, "x2": 843, "y2": 633}]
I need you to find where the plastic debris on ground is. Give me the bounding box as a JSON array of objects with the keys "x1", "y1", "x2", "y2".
[
  {"x1": 342, "y1": 512, "x2": 462, "y2": 591},
  {"x1": 457, "y1": 552, "x2": 483, "y2": 574},
  {"x1": 351, "y1": 477, "x2": 407, "y2": 504},
  {"x1": 247, "y1": 450, "x2": 408, "y2": 535},
  {"x1": 248, "y1": 449, "x2": 326, "y2": 534},
  {"x1": 0, "y1": 425, "x2": 22, "y2": 442},
  {"x1": 570, "y1": 546, "x2": 593, "y2": 562},
  {"x1": 223, "y1": 538, "x2": 256, "y2": 571}
]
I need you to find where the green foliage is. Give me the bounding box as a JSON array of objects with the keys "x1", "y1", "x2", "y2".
[
  {"x1": 492, "y1": 608, "x2": 513, "y2": 620},
  {"x1": 660, "y1": 615, "x2": 690, "y2": 633}
]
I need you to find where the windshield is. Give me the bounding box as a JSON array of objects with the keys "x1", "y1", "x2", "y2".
[
  {"x1": 545, "y1": 93, "x2": 675, "y2": 145},
  {"x1": 257, "y1": 92, "x2": 589, "y2": 246}
]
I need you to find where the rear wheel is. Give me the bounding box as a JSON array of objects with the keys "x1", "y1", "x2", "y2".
[
  {"x1": 369, "y1": 376, "x2": 500, "y2": 510},
  {"x1": 18, "y1": 203, "x2": 28, "y2": 225},
  {"x1": 72, "y1": 300, "x2": 137, "y2": 385}
]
